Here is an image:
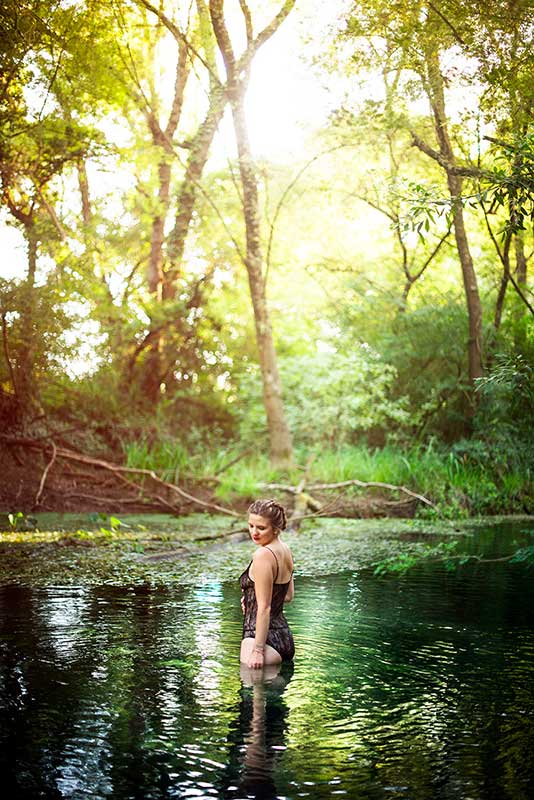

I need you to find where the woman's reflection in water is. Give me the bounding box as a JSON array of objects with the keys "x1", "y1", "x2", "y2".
[{"x1": 222, "y1": 662, "x2": 294, "y2": 800}]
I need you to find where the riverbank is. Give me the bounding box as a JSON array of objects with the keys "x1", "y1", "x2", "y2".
[{"x1": 2, "y1": 438, "x2": 533, "y2": 520}]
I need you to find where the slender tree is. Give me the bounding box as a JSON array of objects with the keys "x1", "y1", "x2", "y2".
[
  {"x1": 209, "y1": 0, "x2": 295, "y2": 467},
  {"x1": 128, "y1": 0, "x2": 229, "y2": 402},
  {"x1": 342, "y1": 1, "x2": 485, "y2": 396},
  {"x1": 415, "y1": 42, "x2": 483, "y2": 385},
  {"x1": 140, "y1": 17, "x2": 190, "y2": 402}
]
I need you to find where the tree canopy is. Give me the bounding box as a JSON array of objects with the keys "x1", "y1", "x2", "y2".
[{"x1": 0, "y1": 0, "x2": 533, "y2": 510}]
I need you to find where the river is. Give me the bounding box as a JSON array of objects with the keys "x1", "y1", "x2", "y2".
[{"x1": 1, "y1": 519, "x2": 533, "y2": 799}]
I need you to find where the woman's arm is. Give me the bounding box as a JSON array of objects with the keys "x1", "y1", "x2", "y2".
[{"x1": 248, "y1": 549, "x2": 275, "y2": 668}]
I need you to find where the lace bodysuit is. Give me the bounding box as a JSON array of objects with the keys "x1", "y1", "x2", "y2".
[{"x1": 240, "y1": 546, "x2": 295, "y2": 662}]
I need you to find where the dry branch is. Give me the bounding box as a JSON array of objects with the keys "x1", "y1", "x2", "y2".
[
  {"x1": 60, "y1": 492, "x2": 164, "y2": 508},
  {"x1": 261, "y1": 477, "x2": 438, "y2": 512},
  {"x1": 214, "y1": 448, "x2": 252, "y2": 476},
  {"x1": 34, "y1": 441, "x2": 57, "y2": 508},
  {"x1": 141, "y1": 526, "x2": 249, "y2": 562}
]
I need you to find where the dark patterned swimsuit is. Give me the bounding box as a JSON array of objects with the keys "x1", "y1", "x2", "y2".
[{"x1": 240, "y1": 546, "x2": 295, "y2": 662}]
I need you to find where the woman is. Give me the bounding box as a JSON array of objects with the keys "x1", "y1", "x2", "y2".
[{"x1": 240, "y1": 499, "x2": 295, "y2": 669}]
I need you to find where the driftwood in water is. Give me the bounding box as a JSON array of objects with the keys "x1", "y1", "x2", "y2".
[{"x1": 142, "y1": 527, "x2": 249, "y2": 562}]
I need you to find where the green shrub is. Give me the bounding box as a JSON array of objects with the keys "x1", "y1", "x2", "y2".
[{"x1": 236, "y1": 349, "x2": 411, "y2": 447}]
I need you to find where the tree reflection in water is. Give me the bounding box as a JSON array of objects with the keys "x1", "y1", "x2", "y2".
[{"x1": 220, "y1": 662, "x2": 294, "y2": 800}]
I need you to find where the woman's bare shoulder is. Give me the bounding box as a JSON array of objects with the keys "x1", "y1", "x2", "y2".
[
  {"x1": 281, "y1": 539, "x2": 293, "y2": 557},
  {"x1": 278, "y1": 541, "x2": 294, "y2": 571},
  {"x1": 252, "y1": 547, "x2": 277, "y2": 568}
]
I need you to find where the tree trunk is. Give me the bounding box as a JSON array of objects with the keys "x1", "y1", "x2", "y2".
[
  {"x1": 209, "y1": 0, "x2": 295, "y2": 467},
  {"x1": 228, "y1": 95, "x2": 293, "y2": 467},
  {"x1": 142, "y1": 153, "x2": 173, "y2": 404},
  {"x1": 514, "y1": 232, "x2": 527, "y2": 286},
  {"x1": 425, "y1": 49, "x2": 483, "y2": 388},
  {"x1": 147, "y1": 42, "x2": 189, "y2": 299},
  {"x1": 141, "y1": 42, "x2": 191, "y2": 404},
  {"x1": 448, "y1": 174, "x2": 483, "y2": 384},
  {"x1": 144, "y1": 87, "x2": 227, "y2": 402},
  {"x1": 513, "y1": 232, "x2": 528, "y2": 347},
  {"x1": 77, "y1": 158, "x2": 92, "y2": 226},
  {"x1": 493, "y1": 232, "x2": 513, "y2": 331},
  {"x1": 164, "y1": 84, "x2": 227, "y2": 298},
  {"x1": 147, "y1": 158, "x2": 170, "y2": 298},
  {"x1": 17, "y1": 223, "x2": 42, "y2": 418}
]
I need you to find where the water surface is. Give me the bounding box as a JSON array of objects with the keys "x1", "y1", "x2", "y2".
[{"x1": 1, "y1": 523, "x2": 533, "y2": 799}]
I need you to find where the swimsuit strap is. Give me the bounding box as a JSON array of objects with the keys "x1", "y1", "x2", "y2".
[{"x1": 264, "y1": 546, "x2": 279, "y2": 581}]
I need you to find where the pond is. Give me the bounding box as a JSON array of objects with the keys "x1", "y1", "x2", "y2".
[{"x1": 1, "y1": 520, "x2": 533, "y2": 799}]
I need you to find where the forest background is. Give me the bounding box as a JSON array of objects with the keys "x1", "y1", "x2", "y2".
[{"x1": 1, "y1": 0, "x2": 533, "y2": 518}]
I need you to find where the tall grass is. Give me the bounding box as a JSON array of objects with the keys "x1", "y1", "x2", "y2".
[
  {"x1": 125, "y1": 439, "x2": 249, "y2": 483},
  {"x1": 124, "y1": 439, "x2": 533, "y2": 515}
]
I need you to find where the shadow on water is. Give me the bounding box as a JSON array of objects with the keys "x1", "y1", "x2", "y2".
[{"x1": 1, "y1": 521, "x2": 534, "y2": 800}]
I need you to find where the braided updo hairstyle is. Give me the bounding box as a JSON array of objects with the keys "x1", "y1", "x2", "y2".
[{"x1": 248, "y1": 498, "x2": 287, "y2": 533}]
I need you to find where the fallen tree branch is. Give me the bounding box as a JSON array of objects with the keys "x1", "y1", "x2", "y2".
[
  {"x1": 59, "y1": 492, "x2": 167, "y2": 508},
  {"x1": 287, "y1": 501, "x2": 340, "y2": 523},
  {"x1": 309, "y1": 480, "x2": 437, "y2": 510},
  {"x1": 141, "y1": 526, "x2": 249, "y2": 562},
  {"x1": 34, "y1": 441, "x2": 57, "y2": 508},
  {"x1": 111, "y1": 468, "x2": 180, "y2": 513},
  {"x1": 261, "y1": 478, "x2": 438, "y2": 511}
]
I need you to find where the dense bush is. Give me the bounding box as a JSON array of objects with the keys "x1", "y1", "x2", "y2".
[{"x1": 235, "y1": 349, "x2": 411, "y2": 447}]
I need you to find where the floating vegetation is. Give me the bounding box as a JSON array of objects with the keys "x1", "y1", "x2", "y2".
[{"x1": 1, "y1": 513, "x2": 533, "y2": 587}]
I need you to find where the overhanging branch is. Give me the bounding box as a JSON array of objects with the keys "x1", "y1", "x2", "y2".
[{"x1": 411, "y1": 132, "x2": 482, "y2": 177}]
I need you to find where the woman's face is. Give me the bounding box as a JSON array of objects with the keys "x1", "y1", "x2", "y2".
[{"x1": 248, "y1": 513, "x2": 276, "y2": 546}]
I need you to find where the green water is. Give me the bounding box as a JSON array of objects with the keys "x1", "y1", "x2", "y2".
[{"x1": 1, "y1": 522, "x2": 533, "y2": 799}]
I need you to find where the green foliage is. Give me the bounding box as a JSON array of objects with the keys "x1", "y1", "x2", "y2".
[
  {"x1": 0, "y1": 278, "x2": 76, "y2": 384},
  {"x1": 476, "y1": 353, "x2": 534, "y2": 432},
  {"x1": 236, "y1": 350, "x2": 411, "y2": 446},
  {"x1": 373, "y1": 541, "x2": 459, "y2": 576},
  {"x1": 8, "y1": 512, "x2": 25, "y2": 531},
  {"x1": 510, "y1": 545, "x2": 534, "y2": 566},
  {"x1": 6, "y1": 512, "x2": 37, "y2": 531},
  {"x1": 373, "y1": 537, "x2": 534, "y2": 575},
  {"x1": 481, "y1": 134, "x2": 534, "y2": 235},
  {"x1": 124, "y1": 434, "x2": 532, "y2": 515},
  {"x1": 95, "y1": 513, "x2": 125, "y2": 536},
  {"x1": 125, "y1": 439, "x2": 192, "y2": 484},
  {"x1": 0, "y1": 0, "x2": 532, "y2": 520},
  {"x1": 399, "y1": 180, "x2": 453, "y2": 240}
]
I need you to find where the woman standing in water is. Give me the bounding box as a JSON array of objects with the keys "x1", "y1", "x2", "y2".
[{"x1": 240, "y1": 499, "x2": 295, "y2": 669}]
